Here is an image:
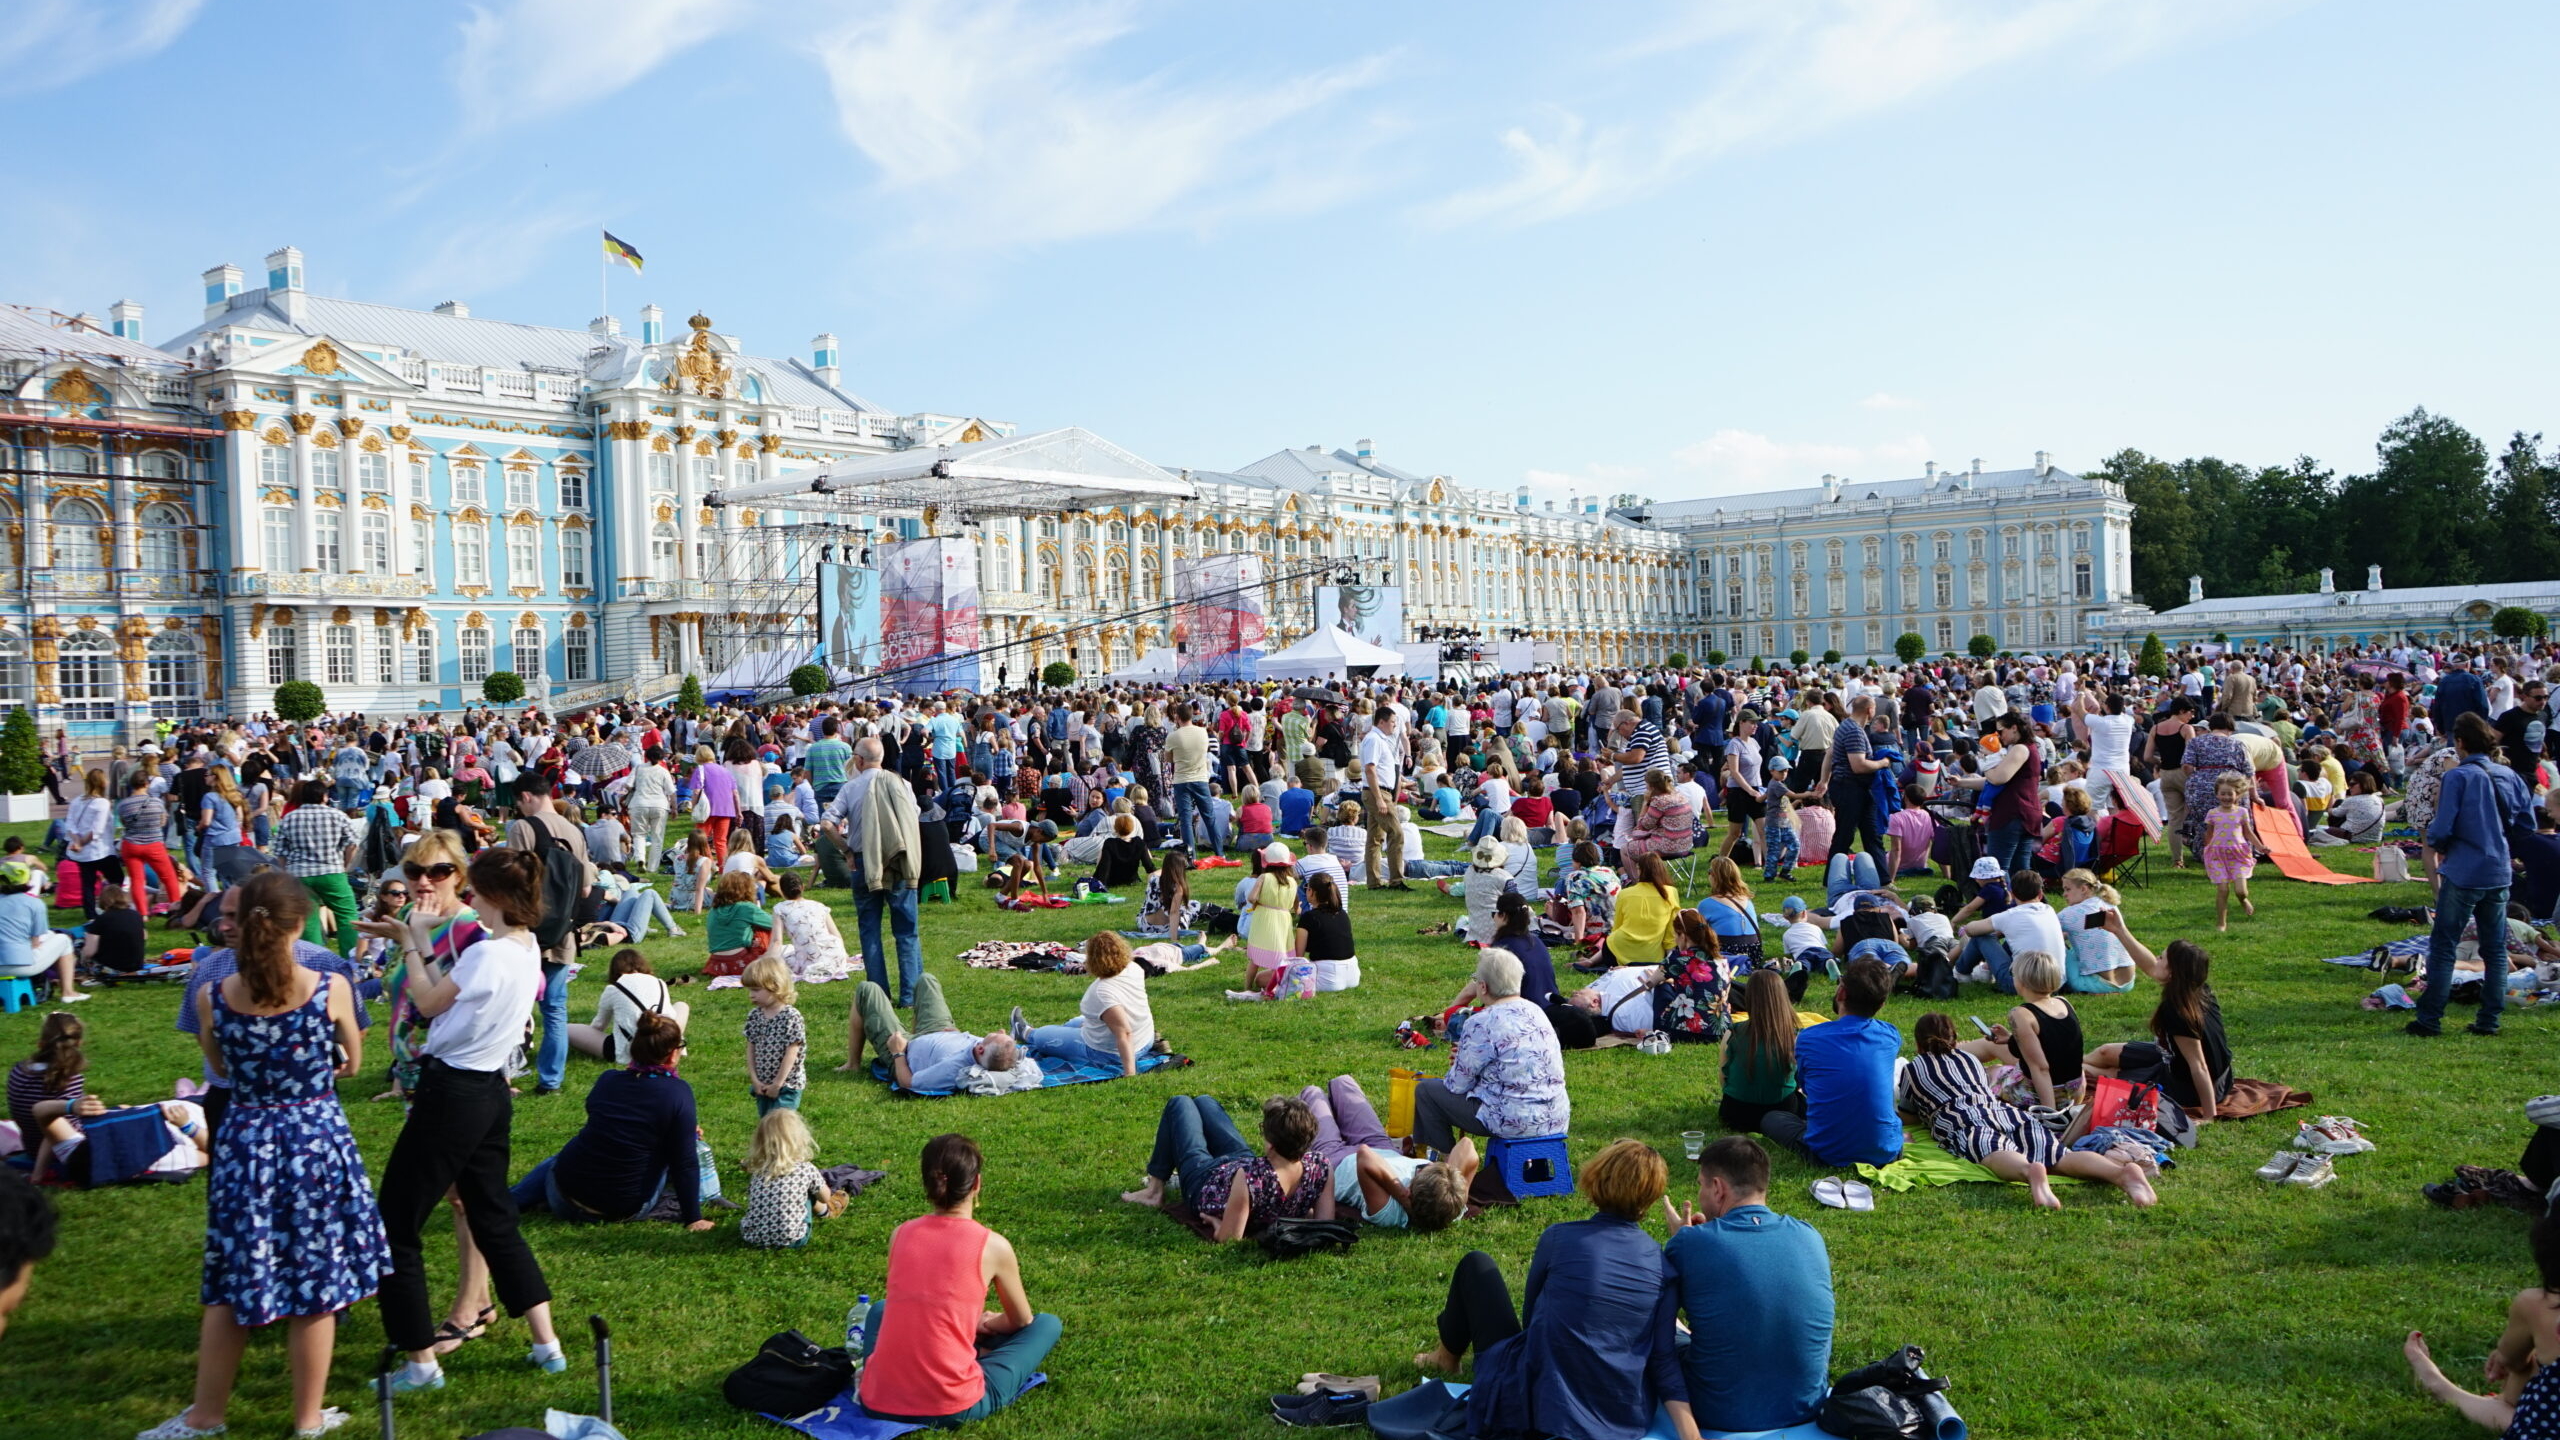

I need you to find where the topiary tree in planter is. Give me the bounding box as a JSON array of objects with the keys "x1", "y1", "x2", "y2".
[
  {"x1": 1705, "y1": 650, "x2": 1727, "y2": 668},
  {"x1": 481, "y1": 670, "x2": 525, "y2": 706},
  {"x1": 1788, "y1": 649, "x2": 1810, "y2": 668},
  {"x1": 2136, "y1": 632, "x2": 2169, "y2": 678},
  {"x1": 1748, "y1": 656, "x2": 1765, "y2": 675},
  {"x1": 0, "y1": 709, "x2": 43, "y2": 820},
  {"x1": 1041, "y1": 660, "x2": 1077, "y2": 688},
  {"x1": 789, "y1": 663, "x2": 830, "y2": 697},
  {"x1": 2492, "y1": 606, "x2": 2548, "y2": 642},
  {"x1": 274, "y1": 679, "x2": 326, "y2": 724},
  {"x1": 1894, "y1": 632, "x2": 1927, "y2": 665},
  {"x1": 676, "y1": 673, "x2": 705, "y2": 718},
  {"x1": 1665, "y1": 651, "x2": 1689, "y2": 670},
  {"x1": 1821, "y1": 649, "x2": 1842, "y2": 665},
  {"x1": 1967, "y1": 633, "x2": 1997, "y2": 659}
]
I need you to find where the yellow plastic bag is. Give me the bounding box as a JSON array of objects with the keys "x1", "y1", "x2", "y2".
[{"x1": 1387, "y1": 1066, "x2": 1436, "y2": 1138}]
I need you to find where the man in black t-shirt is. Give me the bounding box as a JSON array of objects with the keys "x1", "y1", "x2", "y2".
[{"x1": 2496, "y1": 681, "x2": 2551, "y2": 782}]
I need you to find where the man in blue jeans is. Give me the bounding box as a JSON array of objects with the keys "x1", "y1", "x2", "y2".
[
  {"x1": 824, "y1": 738, "x2": 923, "y2": 1006},
  {"x1": 1163, "y1": 704, "x2": 1216, "y2": 852},
  {"x1": 2412, "y1": 711, "x2": 2534, "y2": 1037}
]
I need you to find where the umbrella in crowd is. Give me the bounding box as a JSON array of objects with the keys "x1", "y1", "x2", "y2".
[{"x1": 567, "y1": 741, "x2": 637, "y2": 778}]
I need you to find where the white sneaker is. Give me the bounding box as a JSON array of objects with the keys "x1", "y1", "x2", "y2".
[
  {"x1": 2291, "y1": 1116, "x2": 2376, "y2": 1154},
  {"x1": 293, "y1": 1409, "x2": 352, "y2": 1439},
  {"x1": 1223, "y1": 989, "x2": 1264, "y2": 1002},
  {"x1": 136, "y1": 1414, "x2": 226, "y2": 1440},
  {"x1": 2254, "y1": 1151, "x2": 2303, "y2": 1183},
  {"x1": 2285, "y1": 1153, "x2": 2337, "y2": 1188}
]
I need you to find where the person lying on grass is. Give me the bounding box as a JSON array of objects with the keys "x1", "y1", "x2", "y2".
[
  {"x1": 1300, "y1": 1074, "x2": 1473, "y2": 1232},
  {"x1": 1120, "y1": 1093, "x2": 1335, "y2": 1243},
  {"x1": 2406, "y1": 1208, "x2": 2560, "y2": 1433},
  {"x1": 1903, "y1": 1011, "x2": 2156, "y2": 1210},
  {"x1": 839, "y1": 973, "x2": 1021, "y2": 1091}
]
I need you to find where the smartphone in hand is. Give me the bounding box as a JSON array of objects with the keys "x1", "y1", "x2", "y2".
[{"x1": 1967, "y1": 1015, "x2": 1993, "y2": 1038}]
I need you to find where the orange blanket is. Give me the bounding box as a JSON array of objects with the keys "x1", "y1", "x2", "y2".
[{"x1": 2254, "y1": 803, "x2": 2376, "y2": 885}]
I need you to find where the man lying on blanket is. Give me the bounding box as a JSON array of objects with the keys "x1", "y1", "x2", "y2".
[{"x1": 837, "y1": 973, "x2": 1026, "y2": 1091}]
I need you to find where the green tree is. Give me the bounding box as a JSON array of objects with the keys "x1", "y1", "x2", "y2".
[
  {"x1": 1788, "y1": 648, "x2": 1810, "y2": 668},
  {"x1": 0, "y1": 709, "x2": 41, "y2": 795},
  {"x1": 2492, "y1": 606, "x2": 2547, "y2": 642},
  {"x1": 2244, "y1": 546, "x2": 2318, "y2": 598},
  {"x1": 675, "y1": 674, "x2": 705, "y2": 718},
  {"x1": 1748, "y1": 656, "x2": 1765, "y2": 675},
  {"x1": 788, "y1": 663, "x2": 829, "y2": 697},
  {"x1": 1967, "y1": 633, "x2": 1996, "y2": 658},
  {"x1": 274, "y1": 679, "x2": 326, "y2": 723},
  {"x1": 1041, "y1": 660, "x2": 1077, "y2": 688},
  {"x1": 2489, "y1": 433, "x2": 2560, "y2": 585},
  {"x1": 1894, "y1": 632, "x2": 1927, "y2": 664},
  {"x1": 2340, "y1": 407, "x2": 2491, "y2": 588},
  {"x1": 1705, "y1": 650, "x2": 1727, "y2": 667},
  {"x1": 481, "y1": 670, "x2": 524, "y2": 706},
  {"x1": 1821, "y1": 649, "x2": 1841, "y2": 665},
  {"x1": 2137, "y1": 633, "x2": 2168, "y2": 678},
  {"x1": 1665, "y1": 651, "x2": 1689, "y2": 670}
]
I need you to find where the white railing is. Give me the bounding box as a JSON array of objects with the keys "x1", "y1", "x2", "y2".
[
  {"x1": 147, "y1": 377, "x2": 192, "y2": 404},
  {"x1": 433, "y1": 364, "x2": 481, "y2": 392},
  {"x1": 786, "y1": 407, "x2": 818, "y2": 431},
  {"x1": 490, "y1": 371, "x2": 535, "y2": 399},
  {"x1": 397, "y1": 359, "x2": 429, "y2": 385}
]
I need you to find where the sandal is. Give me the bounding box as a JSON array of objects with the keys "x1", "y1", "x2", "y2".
[{"x1": 430, "y1": 1306, "x2": 495, "y2": 1355}]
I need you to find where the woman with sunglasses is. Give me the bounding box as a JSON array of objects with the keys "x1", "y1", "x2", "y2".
[{"x1": 358, "y1": 829, "x2": 500, "y2": 1356}]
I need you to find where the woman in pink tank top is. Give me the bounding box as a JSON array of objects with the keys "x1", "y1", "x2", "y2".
[{"x1": 858, "y1": 1134, "x2": 1062, "y2": 1426}]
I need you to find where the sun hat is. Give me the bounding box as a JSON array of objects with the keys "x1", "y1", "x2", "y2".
[
  {"x1": 1260, "y1": 841, "x2": 1292, "y2": 867},
  {"x1": 1969, "y1": 856, "x2": 2006, "y2": 881},
  {"x1": 1471, "y1": 838, "x2": 1509, "y2": 869}
]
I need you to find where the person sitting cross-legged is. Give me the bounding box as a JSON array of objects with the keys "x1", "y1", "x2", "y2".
[
  {"x1": 1663, "y1": 1136, "x2": 1834, "y2": 1434},
  {"x1": 1763, "y1": 956, "x2": 1903, "y2": 1167},
  {"x1": 838, "y1": 973, "x2": 1021, "y2": 1091}
]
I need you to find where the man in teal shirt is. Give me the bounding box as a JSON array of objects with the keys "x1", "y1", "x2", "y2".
[
  {"x1": 805, "y1": 717, "x2": 852, "y2": 805},
  {"x1": 1665, "y1": 1136, "x2": 1834, "y2": 1431}
]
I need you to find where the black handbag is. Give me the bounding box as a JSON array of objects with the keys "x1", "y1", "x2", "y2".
[
  {"x1": 1257, "y1": 1217, "x2": 1359, "y2": 1260},
  {"x1": 721, "y1": 1329, "x2": 854, "y2": 1415},
  {"x1": 1819, "y1": 1345, "x2": 1953, "y2": 1440}
]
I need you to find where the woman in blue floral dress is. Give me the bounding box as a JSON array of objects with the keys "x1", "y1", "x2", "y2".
[{"x1": 142, "y1": 873, "x2": 388, "y2": 1440}]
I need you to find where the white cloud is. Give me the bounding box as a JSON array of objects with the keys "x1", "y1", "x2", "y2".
[
  {"x1": 0, "y1": 0, "x2": 201, "y2": 97},
  {"x1": 808, "y1": 0, "x2": 1390, "y2": 248},
  {"x1": 1859, "y1": 391, "x2": 1921, "y2": 410},
  {"x1": 393, "y1": 201, "x2": 597, "y2": 307},
  {"x1": 1423, "y1": 0, "x2": 2299, "y2": 227},
  {"x1": 454, "y1": 0, "x2": 748, "y2": 133},
  {"x1": 1669, "y1": 428, "x2": 1934, "y2": 492}
]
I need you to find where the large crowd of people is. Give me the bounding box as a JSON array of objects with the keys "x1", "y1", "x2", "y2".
[{"x1": 2, "y1": 632, "x2": 2557, "y2": 1436}]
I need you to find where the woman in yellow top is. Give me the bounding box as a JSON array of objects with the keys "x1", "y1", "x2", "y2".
[
  {"x1": 1602, "y1": 851, "x2": 1681, "y2": 970},
  {"x1": 1242, "y1": 842, "x2": 1301, "y2": 992}
]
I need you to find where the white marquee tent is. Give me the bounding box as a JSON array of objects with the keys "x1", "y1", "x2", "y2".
[
  {"x1": 1107, "y1": 648, "x2": 1180, "y2": 684},
  {"x1": 1256, "y1": 626, "x2": 1408, "y2": 680}
]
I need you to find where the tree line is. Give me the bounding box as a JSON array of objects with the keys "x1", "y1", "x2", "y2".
[{"x1": 2095, "y1": 407, "x2": 2560, "y2": 611}]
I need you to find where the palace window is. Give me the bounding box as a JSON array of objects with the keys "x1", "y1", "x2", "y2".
[
  {"x1": 1933, "y1": 571, "x2": 1952, "y2": 608},
  {"x1": 311, "y1": 449, "x2": 340, "y2": 492},
  {"x1": 51, "y1": 499, "x2": 103, "y2": 570},
  {"x1": 412, "y1": 626, "x2": 436, "y2": 684},
  {"x1": 1935, "y1": 618, "x2": 1953, "y2": 650},
  {"x1": 453, "y1": 465, "x2": 485, "y2": 505},
  {"x1": 259, "y1": 445, "x2": 290, "y2": 488},
  {"x1": 138, "y1": 505, "x2": 185, "y2": 573},
  {"x1": 564, "y1": 623, "x2": 592, "y2": 681},
  {"x1": 314, "y1": 510, "x2": 342, "y2": 572},
  {"x1": 513, "y1": 624, "x2": 543, "y2": 681},
  {"x1": 651, "y1": 523, "x2": 679, "y2": 576},
  {"x1": 360, "y1": 512, "x2": 390, "y2": 574},
  {"x1": 373, "y1": 625, "x2": 396, "y2": 685},
  {"x1": 325, "y1": 623, "x2": 357, "y2": 685},
  {"x1": 459, "y1": 626, "x2": 492, "y2": 684},
  {"x1": 1933, "y1": 533, "x2": 1951, "y2": 562},
  {"x1": 2074, "y1": 555, "x2": 2093, "y2": 599},
  {"x1": 413, "y1": 519, "x2": 433, "y2": 579},
  {"x1": 0, "y1": 632, "x2": 26, "y2": 711},
  {"x1": 1900, "y1": 537, "x2": 1918, "y2": 565},
  {"x1": 358, "y1": 452, "x2": 388, "y2": 493},
  {"x1": 59, "y1": 632, "x2": 114, "y2": 720},
  {"x1": 562, "y1": 528, "x2": 590, "y2": 589},
  {"x1": 508, "y1": 525, "x2": 539, "y2": 586},
  {"x1": 455, "y1": 523, "x2": 487, "y2": 586},
  {"x1": 409, "y1": 459, "x2": 429, "y2": 500},
  {"x1": 648, "y1": 453, "x2": 675, "y2": 493},
  {"x1": 268, "y1": 621, "x2": 298, "y2": 684},
  {"x1": 1863, "y1": 538, "x2": 1880, "y2": 566},
  {"x1": 506, "y1": 467, "x2": 535, "y2": 510},
  {"x1": 560, "y1": 468, "x2": 586, "y2": 511}
]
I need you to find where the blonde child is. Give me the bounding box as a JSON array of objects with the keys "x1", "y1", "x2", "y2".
[
  {"x1": 2200, "y1": 772, "x2": 2264, "y2": 932},
  {"x1": 741, "y1": 956, "x2": 808, "y2": 1115},
  {"x1": 740, "y1": 1108, "x2": 843, "y2": 1249}
]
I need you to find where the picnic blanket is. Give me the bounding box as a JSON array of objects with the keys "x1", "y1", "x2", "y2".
[
  {"x1": 764, "y1": 1375, "x2": 1048, "y2": 1440},
  {"x1": 1377, "y1": 1382, "x2": 1838, "y2": 1440},
  {"x1": 1855, "y1": 1139, "x2": 2099, "y2": 1191},
  {"x1": 865, "y1": 1049, "x2": 1184, "y2": 1097},
  {"x1": 956, "y1": 940, "x2": 1080, "y2": 971},
  {"x1": 1422, "y1": 821, "x2": 1477, "y2": 838},
  {"x1": 2255, "y1": 802, "x2": 2375, "y2": 885},
  {"x1": 2322, "y1": 936, "x2": 2426, "y2": 968},
  {"x1": 2216, "y1": 1077, "x2": 2313, "y2": 1120}
]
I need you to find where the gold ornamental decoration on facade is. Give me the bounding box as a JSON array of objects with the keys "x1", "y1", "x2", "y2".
[{"x1": 661, "y1": 314, "x2": 734, "y2": 399}]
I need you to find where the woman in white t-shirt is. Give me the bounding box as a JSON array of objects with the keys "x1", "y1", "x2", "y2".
[
  {"x1": 371, "y1": 846, "x2": 565, "y2": 1394},
  {"x1": 1022, "y1": 932, "x2": 1155, "y2": 1076},
  {"x1": 2074, "y1": 689, "x2": 2138, "y2": 812},
  {"x1": 569, "y1": 948, "x2": 688, "y2": 1062}
]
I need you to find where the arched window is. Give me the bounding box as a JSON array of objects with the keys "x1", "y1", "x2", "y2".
[
  {"x1": 360, "y1": 511, "x2": 390, "y2": 574},
  {"x1": 562, "y1": 528, "x2": 590, "y2": 589},
  {"x1": 455, "y1": 521, "x2": 487, "y2": 586},
  {"x1": 651, "y1": 522, "x2": 679, "y2": 576},
  {"x1": 51, "y1": 499, "x2": 103, "y2": 571},
  {"x1": 58, "y1": 631, "x2": 115, "y2": 720},
  {"x1": 459, "y1": 625, "x2": 492, "y2": 684},
  {"x1": 138, "y1": 504, "x2": 185, "y2": 573},
  {"x1": 0, "y1": 632, "x2": 27, "y2": 710},
  {"x1": 513, "y1": 623, "x2": 544, "y2": 681},
  {"x1": 147, "y1": 632, "x2": 201, "y2": 718},
  {"x1": 647, "y1": 452, "x2": 675, "y2": 493}
]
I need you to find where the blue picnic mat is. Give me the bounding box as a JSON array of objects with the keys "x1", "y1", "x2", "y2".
[
  {"x1": 763, "y1": 1375, "x2": 1047, "y2": 1439},
  {"x1": 1416, "y1": 1383, "x2": 1840, "y2": 1440},
  {"x1": 866, "y1": 1049, "x2": 1184, "y2": 1097},
  {"x1": 2321, "y1": 936, "x2": 2426, "y2": 967}
]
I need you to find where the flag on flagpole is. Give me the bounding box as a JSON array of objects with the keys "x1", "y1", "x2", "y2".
[{"x1": 602, "y1": 230, "x2": 644, "y2": 273}]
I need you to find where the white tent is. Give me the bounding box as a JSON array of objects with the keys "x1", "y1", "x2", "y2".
[
  {"x1": 1108, "y1": 648, "x2": 1180, "y2": 684},
  {"x1": 704, "y1": 646, "x2": 817, "y2": 698},
  {"x1": 1257, "y1": 626, "x2": 1408, "y2": 681}
]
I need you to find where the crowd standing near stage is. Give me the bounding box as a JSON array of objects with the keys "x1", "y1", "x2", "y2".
[{"x1": 4, "y1": 634, "x2": 2560, "y2": 1436}]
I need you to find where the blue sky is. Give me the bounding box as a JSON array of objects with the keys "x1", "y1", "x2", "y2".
[{"x1": 6, "y1": 0, "x2": 2556, "y2": 502}]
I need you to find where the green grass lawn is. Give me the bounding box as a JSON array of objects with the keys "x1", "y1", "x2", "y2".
[{"x1": 4, "y1": 821, "x2": 2556, "y2": 1440}]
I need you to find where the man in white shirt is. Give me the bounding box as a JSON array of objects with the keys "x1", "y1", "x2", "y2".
[
  {"x1": 1956, "y1": 869, "x2": 2065, "y2": 993},
  {"x1": 1164, "y1": 704, "x2": 1216, "y2": 852},
  {"x1": 1359, "y1": 710, "x2": 1410, "y2": 889},
  {"x1": 1972, "y1": 676, "x2": 2009, "y2": 727}
]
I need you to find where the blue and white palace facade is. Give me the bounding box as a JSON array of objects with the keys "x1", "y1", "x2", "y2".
[{"x1": 0, "y1": 245, "x2": 2143, "y2": 735}]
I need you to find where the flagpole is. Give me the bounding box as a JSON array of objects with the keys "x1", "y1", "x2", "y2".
[{"x1": 600, "y1": 227, "x2": 609, "y2": 325}]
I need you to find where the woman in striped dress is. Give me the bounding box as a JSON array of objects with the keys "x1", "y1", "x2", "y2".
[{"x1": 1903, "y1": 1012, "x2": 2157, "y2": 1211}]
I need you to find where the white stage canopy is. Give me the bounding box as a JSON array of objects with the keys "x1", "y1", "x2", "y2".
[
  {"x1": 708, "y1": 425, "x2": 1196, "y2": 521},
  {"x1": 1257, "y1": 626, "x2": 1408, "y2": 680}
]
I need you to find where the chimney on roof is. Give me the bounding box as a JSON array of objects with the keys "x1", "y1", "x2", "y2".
[
  {"x1": 110, "y1": 299, "x2": 144, "y2": 342},
  {"x1": 202, "y1": 263, "x2": 243, "y2": 320},
  {"x1": 588, "y1": 315, "x2": 620, "y2": 338},
  {"x1": 812, "y1": 332, "x2": 839, "y2": 388},
  {"x1": 1821, "y1": 473, "x2": 1839, "y2": 501},
  {"x1": 1970, "y1": 457, "x2": 1983, "y2": 478},
  {"x1": 2319, "y1": 566, "x2": 2335, "y2": 594},
  {"x1": 2034, "y1": 450, "x2": 2052, "y2": 478},
  {"x1": 640, "y1": 305, "x2": 664, "y2": 344},
  {"x1": 1516, "y1": 485, "x2": 1531, "y2": 509},
  {"x1": 2368, "y1": 564, "x2": 2383, "y2": 592},
  {"x1": 1924, "y1": 461, "x2": 1938, "y2": 489},
  {"x1": 264, "y1": 246, "x2": 305, "y2": 325},
  {"x1": 2189, "y1": 575, "x2": 2204, "y2": 604},
  {"x1": 434, "y1": 300, "x2": 470, "y2": 318},
  {"x1": 1585, "y1": 498, "x2": 1600, "y2": 516},
  {"x1": 1544, "y1": 500, "x2": 1556, "y2": 513},
  {"x1": 1356, "y1": 438, "x2": 1373, "y2": 461}
]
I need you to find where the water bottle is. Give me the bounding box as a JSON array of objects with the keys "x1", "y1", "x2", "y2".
[{"x1": 844, "y1": 1294, "x2": 871, "y2": 1354}]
